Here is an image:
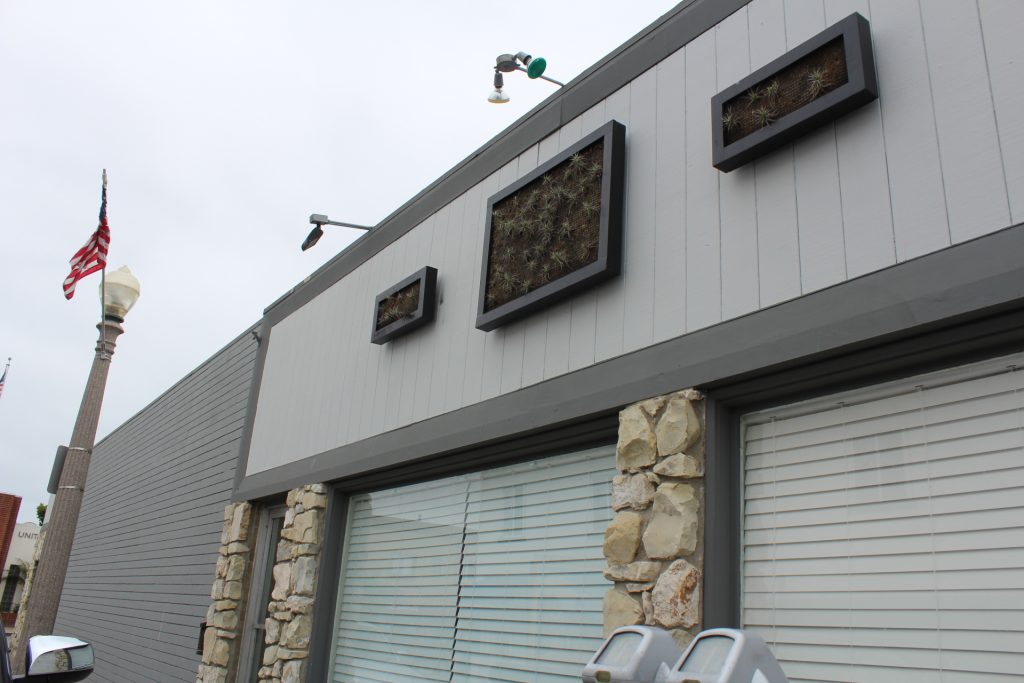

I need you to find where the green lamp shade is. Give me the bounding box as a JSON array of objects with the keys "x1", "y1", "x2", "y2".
[{"x1": 527, "y1": 57, "x2": 547, "y2": 79}]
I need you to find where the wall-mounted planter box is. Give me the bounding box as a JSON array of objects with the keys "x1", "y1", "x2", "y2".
[
  {"x1": 371, "y1": 266, "x2": 437, "y2": 344},
  {"x1": 475, "y1": 119, "x2": 626, "y2": 332},
  {"x1": 711, "y1": 12, "x2": 877, "y2": 172}
]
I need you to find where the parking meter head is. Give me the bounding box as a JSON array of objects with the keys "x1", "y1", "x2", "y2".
[
  {"x1": 660, "y1": 629, "x2": 789, "y2": 683},
  {"x1": 582, "y1": 626, "x2": 682, "y2": 683}
]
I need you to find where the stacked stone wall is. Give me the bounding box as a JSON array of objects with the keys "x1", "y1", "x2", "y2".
[
  {"x1": 257, "y1": 484, "x2": 327, "y2": 683},
  {"x1": 197, "y1": 485, "x2": 327, "y2": 683},
  {"x1": 602, "y1": 389, "x2": 704, "y2": 649},
  {"x1": 198, "y1": 502, "x2": 255, "y2": 683}
]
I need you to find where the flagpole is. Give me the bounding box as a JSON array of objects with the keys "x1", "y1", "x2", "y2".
[
  {"x1": 99, "y1": 170, "x2": 108, "y2": 360},
  {"x1": 0, "y1": 358, "x2": 9, "y2": 399},
  {"x1": 100, "y1": 269, "x2": 107, "y2": 360}
]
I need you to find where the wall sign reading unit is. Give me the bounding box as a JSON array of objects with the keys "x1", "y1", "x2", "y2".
[
  {"x1": 475, "y1": 119, "x2": 625, "y2": 331},
  {"x1": 371, "y1": 266, "x2": 438, "y2": 344},
  {"x1": 711, "y1": 12, "x2": 877, "y2": 172}
]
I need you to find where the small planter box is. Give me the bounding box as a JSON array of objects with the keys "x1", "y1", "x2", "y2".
[
  {"x1": 371, "y1": 266, "x2": 437, "y2": 345},
  {"x1": 711, "y1": 12, "x2": 877, "y2": 172},
  {"x1": 475, "y1": 119, "x2": 626, "y2": 331}
]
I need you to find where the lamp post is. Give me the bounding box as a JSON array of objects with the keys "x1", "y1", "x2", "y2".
[{"x1": 14, "y1": 266, "x2": 140, "y2": 666}]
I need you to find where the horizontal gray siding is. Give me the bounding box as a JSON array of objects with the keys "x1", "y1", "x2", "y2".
[
  {"x1": 246, "y1": 0, "x2": 1023, "y2": 477},
  {"x1": 53, "y1": 326, "x2": 258, "y2": 683}
]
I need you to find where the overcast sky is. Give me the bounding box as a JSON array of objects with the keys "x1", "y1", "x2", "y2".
[{"x1": 0, "y1": 1, "x2": 679, "y2": 522}]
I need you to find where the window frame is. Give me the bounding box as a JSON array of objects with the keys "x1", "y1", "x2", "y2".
[
  {"x1": 702, "y1": 305, "x2": 1024, "y2": 628},
  {"x1": 305, "y1": 429, "x2": 617, "y2": 683}
]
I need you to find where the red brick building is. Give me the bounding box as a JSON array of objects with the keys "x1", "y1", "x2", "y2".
[{"x1": 0, "y1": 493, "x2": 21, "y2": 578}]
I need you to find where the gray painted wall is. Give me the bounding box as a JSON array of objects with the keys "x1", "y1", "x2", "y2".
[
  {"x1": 53, "y1": 326, "x2": 259, "y2": 683},
  {"x1": 245, "y1": 0, "x2": 1023, "y2": 477}
]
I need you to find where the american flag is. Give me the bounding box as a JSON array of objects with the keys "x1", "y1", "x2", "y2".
[{"x1": 63, "y1": 170, "x2": 110, "y2": 300}]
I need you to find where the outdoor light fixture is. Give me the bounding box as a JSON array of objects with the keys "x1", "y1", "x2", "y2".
[
  {"x1": 488, "y1": 71, "x2": 510, "y2": 104},
  {"x1": 302, "y1": 213, "x2": 373, "y2": 251},
  {"x1": 488, "y1": 51, "x2": 564, "y2": 103},
  {"x1": 102, "y1": 266, "x2": 141, "y2": 321}
]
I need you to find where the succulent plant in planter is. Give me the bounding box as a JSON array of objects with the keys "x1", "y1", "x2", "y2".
[
  {"x1": 711, "y1": 13, "x2": 877, "y2": 172},
  {"x1": 371, "y1": 266, "x2": 437, "y2": 345},
  {"x1": 375, "y1": 281, "x2": 420, "y2": 329},
  {"x1": 475, "y1": 119, "x2": 625, "y2": 332},
  {"x1": 484, "y1": 140, "x2": 605, "y2": 312},
  {"x1": 722, "y1": 37, "x2": 848, "y2": 146}
]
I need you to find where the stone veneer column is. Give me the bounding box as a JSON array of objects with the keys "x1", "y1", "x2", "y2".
[
  {"x1": 257, "y1": 484, "x2": 328, "y2": 683},
  {"x1": 602, "y1": 389, "x2": 705, "y2": 649},
  {"x1": 197, "y1": 502, "x2": 255, "y2": 683}
]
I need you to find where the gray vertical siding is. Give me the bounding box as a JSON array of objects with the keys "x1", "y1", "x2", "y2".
[
  {"x1": 244, "y1": 0, "x2": 1024, "y2": 478},
  {"x1": 53, "y1": 326, "x2": 258, "y2": 683}
]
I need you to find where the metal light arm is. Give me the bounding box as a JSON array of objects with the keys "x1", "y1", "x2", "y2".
[
  {"x1": 512, "y1": 65, "x2": 564, "y2": 86},
  {"x1": 302, "y1": 214, "x2": 373, "y2": 251},
  {"x1": 309, "y1": 214, "x2": 372, "y2": 231}
]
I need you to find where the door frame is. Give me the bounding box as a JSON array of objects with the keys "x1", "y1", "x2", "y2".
[{"x1": 237, "y1": 504, "x2": 287, "y2": 682}]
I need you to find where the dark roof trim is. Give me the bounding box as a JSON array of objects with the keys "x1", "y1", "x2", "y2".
[{"x1": 263, "y1": 0, "x2": 753, "y2": 327}]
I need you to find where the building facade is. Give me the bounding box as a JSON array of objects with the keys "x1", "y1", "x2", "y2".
[
  {"x1": 200, "y1": 1, "x2": 1024, "y2": 681},
  {"x1": 50, "y1": 325, "x2": 260, "y2": 682},
  {"x1": 0, "y1": 493, "x2": 22, "y2": 635},
  {"x1": 43, "y1": 0, "x2": 1024, "y2": 681},
  {"x1": 0, "y1": 494, "x2": 21, "y2": 581},
  {"x1": 1, "y1": 522, "x2": 37, "y2": 635}
]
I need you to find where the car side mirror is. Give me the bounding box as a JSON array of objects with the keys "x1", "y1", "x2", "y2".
[{"x1": 24, "y1": 635, "x2": 94, "y2": 682}]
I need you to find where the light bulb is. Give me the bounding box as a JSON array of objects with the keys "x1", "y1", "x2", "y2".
[{"x1": 488, "y1": 88, "x2": 510, "y2": 104}]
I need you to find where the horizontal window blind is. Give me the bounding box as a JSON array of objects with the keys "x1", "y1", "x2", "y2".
[
  {"x1": 332, "y1": 445, "x2": 614, "y2": 683},
  {"x1": 742, "y1": 355, "x2": 1024, "y2": 683},
  {"x1": 333, "y1": 478, "x2": 467, "y2": 682},
  {"x1": 453, "y1": 450, "x2": 613, "y2": 682}
]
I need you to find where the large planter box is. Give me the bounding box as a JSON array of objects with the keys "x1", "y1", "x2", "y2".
[
  {"x1": 475, "y1": 119, "x2": 626, "y2": 331},
  {"x1": 711, "y1": 12, "x2": 877, "y2": 172},
  {"x1": 371, "y1": 266, "x2": 438, "y2": 345}
]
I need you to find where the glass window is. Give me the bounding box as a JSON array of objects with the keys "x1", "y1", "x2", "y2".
[{"x1": 331, "y1": 445, "x2": 614, "y2": 683}]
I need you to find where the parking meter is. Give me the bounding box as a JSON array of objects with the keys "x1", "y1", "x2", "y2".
[
  {"x1": 654, "y1": 628, "x2": 788, "y2": 683},
  {"x1": 582, "y1": 626, "x2": 682, "y2": 683}
]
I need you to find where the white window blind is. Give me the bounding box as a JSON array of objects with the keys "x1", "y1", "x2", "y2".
[
  {"x1": 453, "y1": 451, "x2": 612, "y2": 682},
  {"x1": 742, "y1": 355, "x2": 1024, "y2": 682},
  {"x1": 332, "y1": 477, "x2": 467, "y2": 682},
  {"x1": 332, "y1": 445, "x2": 614, "y2": 683}
]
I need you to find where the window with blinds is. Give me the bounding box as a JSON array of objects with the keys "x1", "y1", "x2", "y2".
[
  {"x1": 741, "y1": 355, "x2": 1024, "y2": 683},
  {"x1": 331, "y1": 445, "x2": 614, "y2": 683},
  {"x1": 333, "y1": 478, "x2": 467, "y2": 682}
]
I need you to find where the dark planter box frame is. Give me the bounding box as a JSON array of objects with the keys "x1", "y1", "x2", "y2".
[
  {"x1": 475, "y1": 119, "x2": 626, "y2": 332},
  {"x1": 371, "y1": 266, "x2": 438, "y2": 345},
  {"x1": 711, "y1": 12, "x2": 877, "y2": 172}
]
